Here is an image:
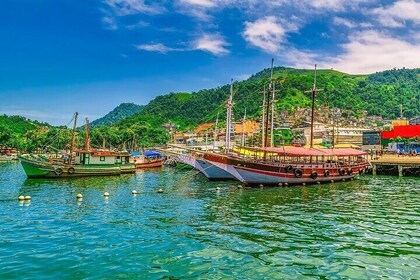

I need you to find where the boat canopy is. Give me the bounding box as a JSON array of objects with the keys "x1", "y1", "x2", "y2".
[
  {"x1": 75, "y1": 149, "x2": 129, "y2": 157},
  {"x1": 254, "y1": 147, "x2": 368, "y2": 157},
  {"x1": 129, "y1": 150, "x2": 163, "y2": 157}
]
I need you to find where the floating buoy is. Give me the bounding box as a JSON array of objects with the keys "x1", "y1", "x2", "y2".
[
  {"x1": 18, "y1": 195, "x2": 25, "y2": 201},
  {"x1": 237, "y1": 185, "x2": 243, "y2": 189},
  {"x1": 331, "y1": 180, "x2": 334, "y2": 183},
  {"x1": 317, "y1": 181, "x2": 321, "y2": 184},
  {"x1": 76, "y1": 194, "x2": 83, "y2": 199},
  {"x1": 284, "y1": 183, "x2": 288, "y2": 186},
  {"x1": 132, "y1": 190, "x2": 138, "y2": 195},
  {"x1": 24, "y1": 196, "x2": 31, "y2": 200},
  {"x1": 216, "y1": 187, "x2": 221, "y2": 191},
  {"x1": 157, "y1": 188, "x2": 163, "y2": 193},
  {"x1": 259, "y1": 184, "x2": 263, "y2": 187},
  {"x1": 302, "y1": 183, "x2": 306, "y2": 186},
  {"x1": 104, "y1": 192, "x2": 110, "y2": 197},
  {"x1": 278, "y1": 183, "x2": 283, "y2": 187},
  {"x1": 342, "y1": 179, "x2": 346, "y2": 182}
]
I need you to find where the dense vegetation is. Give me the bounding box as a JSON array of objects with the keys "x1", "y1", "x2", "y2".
[
  {"x1": 120, "y1": 67, "x2": 420, "y2": 130},
  {"x1": 1, "y1": 67, "x2": 418, "y2": 151},
  {"x1": 90, "y1": 103, "x2": 144, "y2": 128}
]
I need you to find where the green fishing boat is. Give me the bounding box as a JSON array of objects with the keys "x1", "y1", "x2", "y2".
[{"x1": 19, "y1": 113, "x2": 136, "y2": 178}]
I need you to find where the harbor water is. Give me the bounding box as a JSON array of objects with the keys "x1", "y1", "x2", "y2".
[{"x1": 0, "y1": 162, "x2": 419, "y2": 279}]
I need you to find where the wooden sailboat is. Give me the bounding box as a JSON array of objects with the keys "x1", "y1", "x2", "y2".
[
  {"x1": 19, "y1": 113, "x2": 136, "y2": 178},
  {"x1": 203, "y1": 62, "x2": 370, "y2": 186}
]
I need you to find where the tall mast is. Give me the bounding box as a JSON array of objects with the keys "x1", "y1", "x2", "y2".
[
  {"x1": 226, "y1": 79, "x2": 234, "y2": 154},
  {"x1": 69, "y1": 112, "x2": 78, "y2": 162},
  {"x1": 264, "y1": 59, "x2": 274, "y2": 148},
  {"x1": 84, "y1": 117, "x2": 90, "y2": 151},
  {"x1": 241, "y1": 108, "x2": 246, "y2": 146},
  {"x1": 306, "y1": 64, "x2": 322, "y2": 148},
  {"x1": 270, "y1": 60, "x2": 275, "y2": 147},
  {"x1": 213, "y1": 112, "x2": 219, "y2": 152},
  {"x1": 261, "y1": 85, "x2": 266, "y2": 147}
]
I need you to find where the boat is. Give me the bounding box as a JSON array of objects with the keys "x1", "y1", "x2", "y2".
[
  {"x1": 203, "y1": 62, "x2": 370, "y2": 186},
  {"x1": 204, "y1": 146, "x2": 369, "y2": 186},
  {"x1": 165, "y1": 81, "x2": 237, "y2": 180},
  {"x1": 19, "y1": 113, "x2": 136, "y2": 178},
  {"x1": 131, "y1": 150, "x2": 166, "y2": 168}
]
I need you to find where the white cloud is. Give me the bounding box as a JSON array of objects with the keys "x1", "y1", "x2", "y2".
[
  {"x1": 192, "y1": 34, "x2": 230, "y2": 55},
  {"x1": 333, "y1": 17, "x2": 356, "y2": 28},
  {"x1": 102, "y1": 16, "x2": 118, "y2": 30},
  {"x1": 298, "y1": 0, "x2": 373, "y2": 11},
  {"x1": 126, "y1": 20, "x2": 149, "y2": 30},
  {"x1": 243, "y1": 16, "x2": 292, "y2": 53},
  {"x1": 104, "y1": 0, "x2": 164, "y2": 16},
  {"x1": 135, "y1": 43, "x2": 174, "y2": 53},
  {"x1": 328, "y1": 30, "x2": 420, "y2": 74},
  {"x1": 179, "y1": 0, "x2": 216, "y2": 8},
  {"x1": 372, "y1": 0, "x2": 420, "y2": 27},
  {"x1": 333, "y1": 16, "x2": 373, "y2": 29}
]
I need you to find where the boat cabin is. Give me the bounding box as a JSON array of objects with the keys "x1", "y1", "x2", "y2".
[{"x1": 75, "y1": 149, "x2": 131, "y2": 165}]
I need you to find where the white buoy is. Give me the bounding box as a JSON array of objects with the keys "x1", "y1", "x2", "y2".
[
  {"x1": 216, "y1": 187, "x2": 221, "y2": 191},
  {"x1": 317, "y1": 181, "x2": 321, "y2": 184},
  {"x1": 237, "y1": 185, "x2": 243, "y2": 189},
  {"x1": 18, "y1": 195, "x2": 25, "y2": 201},
  {"x1": 284, "y1": 183, "x2": 288, "y2": 186},
  {"x1": 259, "y1": 184, "x2": 263, "y2": 187},
  {"x1": 132, "y1": 190, "x2": 138, "y2": 195},
  {"x1": 302, "y1": 183, "x2": 306, "y2": 186},
  {"x1": 342, "y1": 179, "x2": 345, "y2": 182},
  {"x1": 331, "y1": 180, "x2": 334, "y2": 183},
  {"x1": 157, "y1": 188, "x2": 163, "y2": 193},
  {"x1": 278, "y1": 183, "x2": 283, "y2": 187},
  {"x1": 24, "y1": 196, "x2": 31, "y2": 200},
  {"x1": 104, "y1": 192, "x2": 110, "y2": 197},
  {"x1": 76, "y1": 194, "x2": 83, "y2": 199}
]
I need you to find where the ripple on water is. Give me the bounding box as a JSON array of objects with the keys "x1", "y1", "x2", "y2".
[{"x1": 0, "y1": 164, "x2": 419, "y2": 279}]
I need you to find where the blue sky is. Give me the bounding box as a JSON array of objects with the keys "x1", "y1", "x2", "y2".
[{"x1": 0, "y1": 0, "x2": 419, "y2": 125}]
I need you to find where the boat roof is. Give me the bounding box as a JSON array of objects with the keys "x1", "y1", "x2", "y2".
[
  {"x1": 75, "y1": 149, "x2": 129, "y2": 156},
  {"x1": 250, "y1": 146, "x2": 368, "y2": 157}
]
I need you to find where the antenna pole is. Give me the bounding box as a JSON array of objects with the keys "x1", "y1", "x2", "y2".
[{"x1": 69, "y1": 112, "x2": 78, "y2": 163}]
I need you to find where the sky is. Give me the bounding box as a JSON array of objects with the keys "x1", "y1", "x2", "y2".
[{"x1": 0, "y1": 0, "x2": 419, "y2": 125}]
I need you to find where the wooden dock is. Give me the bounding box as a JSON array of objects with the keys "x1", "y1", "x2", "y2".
[{"x1": 370, "y1": 155, "x2": 420, "y2": 177}]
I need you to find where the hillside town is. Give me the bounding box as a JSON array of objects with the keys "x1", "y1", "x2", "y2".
[{"x1": 171, "y1": 106, "x2": 420, "y2": 154}]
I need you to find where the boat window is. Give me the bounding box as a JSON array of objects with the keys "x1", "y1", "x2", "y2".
[{"x1": 100, "y1": 156, "x2": 105, "y2": 161}]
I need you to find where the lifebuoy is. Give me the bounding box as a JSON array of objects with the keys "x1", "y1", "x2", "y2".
[
  {"x1": 339, "y1": 169, "x2": 345, "y2": 176},
  {"x1": 294, "y1": 169, "x2": 303, "y2": 178},
  {"x1": 347, "y1": 168, "x2": 353, "y2": 175},
  {"x1": 324, "y1": 170, "x2": 330, "y2": 177},
  {"x1": 68, "y1": 167, "x2": 75, "y2": 174},
  {"x1": 54, "y1": 168, "x2": 63, "y2": 176},
  {"x1": 286, "y1": 165, "x2": 294, "y2": 173},
  {"x1": 310, "y1": 171, "x2": 318, "y2": 180}
]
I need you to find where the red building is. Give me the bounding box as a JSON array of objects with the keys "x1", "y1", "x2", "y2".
[{"x1": 382, "y1": 125, "x2": 420, "y2": 142}]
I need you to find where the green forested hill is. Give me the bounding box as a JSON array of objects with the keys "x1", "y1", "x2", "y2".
[
  {"x1": 1, "y1": 67, "x2": 419, "y2": 151},
  {"x1": 119, "y1": 67, "x2": 420, "y2": 132},
  {"x1": 0, "y1": 115, "x2": 52, "y2": 150},
  {"x1": 90, "y1": 103, "x2": 144, "y2": 128}
]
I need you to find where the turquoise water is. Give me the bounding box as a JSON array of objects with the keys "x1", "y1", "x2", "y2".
[{"x1": 0, "y1": 162, "x2": 419, "y2": 279}]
